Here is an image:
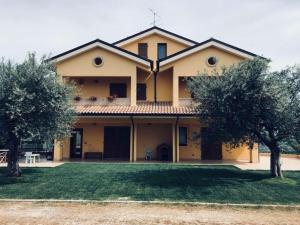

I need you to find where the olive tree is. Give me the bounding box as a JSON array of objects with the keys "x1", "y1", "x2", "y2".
[
  {"x1": 187, "y1": 58, "x2": 300, "y2": 177},
  {"x1": 0, "y1": 53, "x2": 76, "y2": 176}
]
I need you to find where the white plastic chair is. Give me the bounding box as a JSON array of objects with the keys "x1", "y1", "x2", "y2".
[
  {"x1": 145, "y1": 149, "x2": 152, "y2": 161},
  {"x1": 25, "y1": 152, "x2": 34, "y2": 164}
]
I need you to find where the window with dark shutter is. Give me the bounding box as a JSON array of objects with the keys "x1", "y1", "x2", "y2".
[
  {"x1": 109, "y1": 83, "x2": 127, "y2": 98},
  {"x1": 138, "y1": 43, "x2": 148, "y2": 58},
  {"x1": 179, "y1": 127, "x2": 188, "y2": 146},
  {"x1": 157, "y1": 43, "x2": 167, "y2": 60},
  {"x1": 137, "y1": 83, "x2": 146, "y2": 100}
]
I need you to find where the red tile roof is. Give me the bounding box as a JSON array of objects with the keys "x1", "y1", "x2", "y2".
[{"x1": 75, "y1": 101, "x2": 196, "y2": 116}]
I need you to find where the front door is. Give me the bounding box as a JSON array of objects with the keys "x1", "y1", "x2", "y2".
[
  {"x1": 70, "y1": 128, "x2": 83, "y2": 158},
  {"x1": 201, "y1": 128, "x2": 222, "y2": 160},
  {"x1": 104, "y1": 126, "x2": 130, "y2": 159}
]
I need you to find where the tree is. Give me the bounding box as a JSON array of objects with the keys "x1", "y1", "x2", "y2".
[
  {"x1": 187, "y1": 58, "x2": 300, "y2": 178},
  {"x1": 0, "y1": 53, "x2": 76, "y2": 176}
]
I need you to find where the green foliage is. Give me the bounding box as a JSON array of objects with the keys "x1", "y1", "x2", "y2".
[
  {"x1": 187, "y1": 58, "x2": 300, "y2": 151},
  {"x1": 0, "y1": 53, "x2": 76, "y2": 146}
]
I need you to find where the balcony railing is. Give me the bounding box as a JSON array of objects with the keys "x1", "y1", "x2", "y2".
[{"x1": 74, "y1": 97, "x2": 130, "y2": 106}]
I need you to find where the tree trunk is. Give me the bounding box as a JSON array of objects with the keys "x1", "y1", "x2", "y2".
[
  {"x1": 270, "y1": 144, "x2": 283, "y2": 178},
  {"x1": 6, "y1": 138, "x2": 22, "y2": 177}
]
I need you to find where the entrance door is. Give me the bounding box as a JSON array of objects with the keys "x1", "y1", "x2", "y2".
[
  {"x1": 70, "y1": 128, "x2": 83, "y2": 158},
  {"x1": 201, "y1": 128, "x2": 222, "y2": 160},
  {"x1": 104, "y1": 126, "x2": 130, "y2": 159}
]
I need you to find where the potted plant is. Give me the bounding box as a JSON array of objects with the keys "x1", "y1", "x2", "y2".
[
  {"x1": 74, "y1": 96, "x2": 81, "y2": 101},
  {"x1": 107, "y1": 96, "x2": 114, "y2": 101},
  {"x1": 89, "y1": 96, "x2": 97, "y2": 101}
]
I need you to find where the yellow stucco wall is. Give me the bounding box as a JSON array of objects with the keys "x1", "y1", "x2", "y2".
[
  {"x1": 137, "y1": 68, "x2": 154, "y2": 101},
  {"x1": 120, "y1": 33, "x2": 189, "y2": 61},
  {"x1": 157, "y1": 68, "x2": 173, "y2": 101},
  {"x1": 137, "y1": 123, "x2": 173, "y2": 160},
  {"x1": 222, "y1": 144, "x2": 259, "y2": 162},
  {"x1": 178, "y1": 123, "x2": 201, "y2": 160},
  {"x1": 56, "y1": 47, "x2": 148, "y2": 77},
  {"x1": 161, "y1": 46, "x2": 245, "y2": 76},
  {"x1": 179, "y1": 77, "x2": 191, "y2": 98}
]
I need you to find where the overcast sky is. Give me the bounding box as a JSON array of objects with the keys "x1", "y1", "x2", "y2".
[{"x1": 0, "y1": 0, "x2": 299, "y2": 70}]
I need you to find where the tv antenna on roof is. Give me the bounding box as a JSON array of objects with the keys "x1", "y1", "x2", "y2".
[{"x1": 149, "y1": 9, "x2": 161, "y2": 26}]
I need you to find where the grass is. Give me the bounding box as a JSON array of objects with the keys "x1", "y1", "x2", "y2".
[{"x1": 0, "y1": 163, "x2": 299, "y2": 204}]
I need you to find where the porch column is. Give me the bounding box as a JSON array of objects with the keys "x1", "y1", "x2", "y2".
[
  {"x1": 172, "y1": 124, "x2": 176, "y2": 163},
  {"x1": 173, "y1": 75, "x2": 179, "y2": 107},
  {"x1": 176, "y1": 125, "x2": 180, "y2": 162},
  {"x1": 133, "y1": 124, "x2": 137, "y2": 162},
  {"x1": 53, "y1": 139, "x2": 63, "y2": 161},
  {"x1": 130, "y1": 124, "x2": 133, "y2": 162},
  {"x1": 131, "y1": 74, "x2": 137, "y2": 106}
]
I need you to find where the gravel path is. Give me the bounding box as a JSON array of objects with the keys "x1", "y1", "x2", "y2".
[{"x1": 0, "y1": 202, "x2": 299, "y2": 225}]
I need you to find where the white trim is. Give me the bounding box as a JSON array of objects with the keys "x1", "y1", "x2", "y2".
[
  {"x1": 115, "y1": 28, "x2": 196, "y2": 47},
  {"x1": 51, "y1": 42, "x2": 151, "y2": 67},
  {"x1": 160, "y1": 41, "x2": 255, "y2": 66}
]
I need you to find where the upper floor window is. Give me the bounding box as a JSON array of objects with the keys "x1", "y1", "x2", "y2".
[
  {"x1": 157, "y1": 43, "x2": 167, "y2": 60},
  {"x1": 109, "y1": 83, "x2": 127, "y2": 98},
  {"x1": 138, "y1": 43, "x2": 148, "y2": 58},
  {"x1": 137, "y1": 83, "x2": 146, "y2": 101}
]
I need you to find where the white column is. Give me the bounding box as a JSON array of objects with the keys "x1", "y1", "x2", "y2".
[
  {"x1": 173, "y1": 75, "x2": 179, "y2": 107},
  {"x1": 131, "y1": 74, "x2": 137, "y2": 106},
  {"x1": 172, "y1": 123, "x2": 176, "y2": 163}
]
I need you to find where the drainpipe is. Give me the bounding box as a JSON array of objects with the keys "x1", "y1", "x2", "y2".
[
  {"x1": 130, "y1": 116, "x2": 135, "y2": 162},
  {"x1": 154, "y1": 72, "x2": 157, "y2": 103},
  {"x1": 175, "y1": 116, "x2": 179, "y2": 162}
]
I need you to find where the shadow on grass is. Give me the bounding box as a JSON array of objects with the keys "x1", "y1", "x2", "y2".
[{"x1": 112, "y1": 167, "x2": 271, "y2": 189}]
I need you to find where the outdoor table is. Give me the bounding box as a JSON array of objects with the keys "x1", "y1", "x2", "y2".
[{"x1": 31, "y1": 153, "x2": 40, "y2": 163}]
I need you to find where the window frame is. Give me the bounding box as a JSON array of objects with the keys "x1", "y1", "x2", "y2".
[
  {"x1": 157, "y1": 43, "x2": 167, "y2": 60},
  {"x1": 138, "y1": 43, "x2": 148, "y2": 59},
  {"x1": 109, "y1": 83, "x2": 127, "y2": 98},
  {"x1": 179, "y1": 127, "x2": 188, "y2": 146}
]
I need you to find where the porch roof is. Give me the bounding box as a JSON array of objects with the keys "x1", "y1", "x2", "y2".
[{"x1": 75, "y1": 101, "x2": 196, "y2": 116}]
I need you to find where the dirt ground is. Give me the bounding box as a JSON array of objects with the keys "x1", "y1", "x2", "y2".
[{"x1": 0, "y1": 202, "x2": 299, "y2": 225}]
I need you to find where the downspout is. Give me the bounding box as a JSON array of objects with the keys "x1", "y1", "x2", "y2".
[
  {"x1": 130, "y1": 116, "x2": 135, "y2": 162},
  {"x1": 154, "y1": 60, "x2": 160, "y2": 104},
  {"x1": 175, "y1": 116, "x2": 179, "y2": 162}
]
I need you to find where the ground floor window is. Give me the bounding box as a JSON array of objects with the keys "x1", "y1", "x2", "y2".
[{"x1": 179, "y1": 127, "x2": 188, "y2": 146}]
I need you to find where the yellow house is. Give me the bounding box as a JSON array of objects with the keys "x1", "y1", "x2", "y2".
[{"x1": 51, "y1": 26, "x2": 260, "y2": 163}]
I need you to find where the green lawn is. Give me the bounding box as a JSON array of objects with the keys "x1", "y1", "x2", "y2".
[{"x1": 0, "y1": 163, "x2": 299, "y2": 204}]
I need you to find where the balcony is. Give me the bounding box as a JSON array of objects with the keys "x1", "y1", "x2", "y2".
[{"x1": 73, "y1": 96, "x2": 130, "y2": 106}]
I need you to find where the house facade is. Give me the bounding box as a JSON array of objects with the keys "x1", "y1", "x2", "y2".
[{"x1": 52, "y1": 26, "x2": 259, "y2": 162}]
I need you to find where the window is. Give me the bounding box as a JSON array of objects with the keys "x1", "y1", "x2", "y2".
[
  {"x1": 179, "y1": 127, "x2": 188, "y2": 146},
  {"x1": 138, "y1": 43, "x2": 148, "y2": 58},
  {"x1": 157, "y1": 43, "x2": 167, "y2": 60},
  {"x1": 109, "y1": 83, "x2": 127, "y2": 98},
  {"x1": 137, "y1": 83, "x2": 146, "y2": 100},
  {"x1": 93, "y1": 57, "x2": 103, "y2": 67},
  {"x1": 207, "y1": 56, "x2": 218, "y2": 67}
]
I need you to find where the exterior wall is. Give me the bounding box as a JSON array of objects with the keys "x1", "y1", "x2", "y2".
[
  {"x1": 56, "y1": 47, "x2": 148, "y2": 77},
  {"x1": 137, "y1": 68, "x2": 154, "y2": 101},
  {"x1": 137, "y1": 123, "x2": 172, "y2": 160},
  {"x1": 157, "y1": 68, "x2": 173, "y2": 101},
  {"x1": 70, "y1": 77, "x2": 131, "y2": 99},
  {"x1": 160, "y1": 46, "x2": 245, "y2": 106},
  {"x1": 120, "y1": 34, "x2": 189, "y2": 62},
  {"x1": 178, "y1": 123, "x2": 201, "y2": 160},
  {"x1": 222, "y1": 144, "x2": 259, "y2": 162},
  {"x1": 179, "y1": 77, "x2": 191, "y2": 98}
]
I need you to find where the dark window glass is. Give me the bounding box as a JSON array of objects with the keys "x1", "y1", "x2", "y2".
[
  {"x1": 207, "y1": 56, "x2": 217, "y2": 66},
  {"x1": 94, "y1": 57, "x2": 103, "y2": 66},
  {"x1": 179, "y1": 127, "x2": 188, "y2": 146},
  {"x1": 157, "y1": 43, "x2": 167, "y2": 60},
  {"x1": 137, "y1": 83, "x2": 146, "y2": 100},
  {"x1": 138, "y1": 43, "x2": 148, "y2": 58},
  {"x1": 109, "y1": 83, "x2": 127, "y2": 98}
]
